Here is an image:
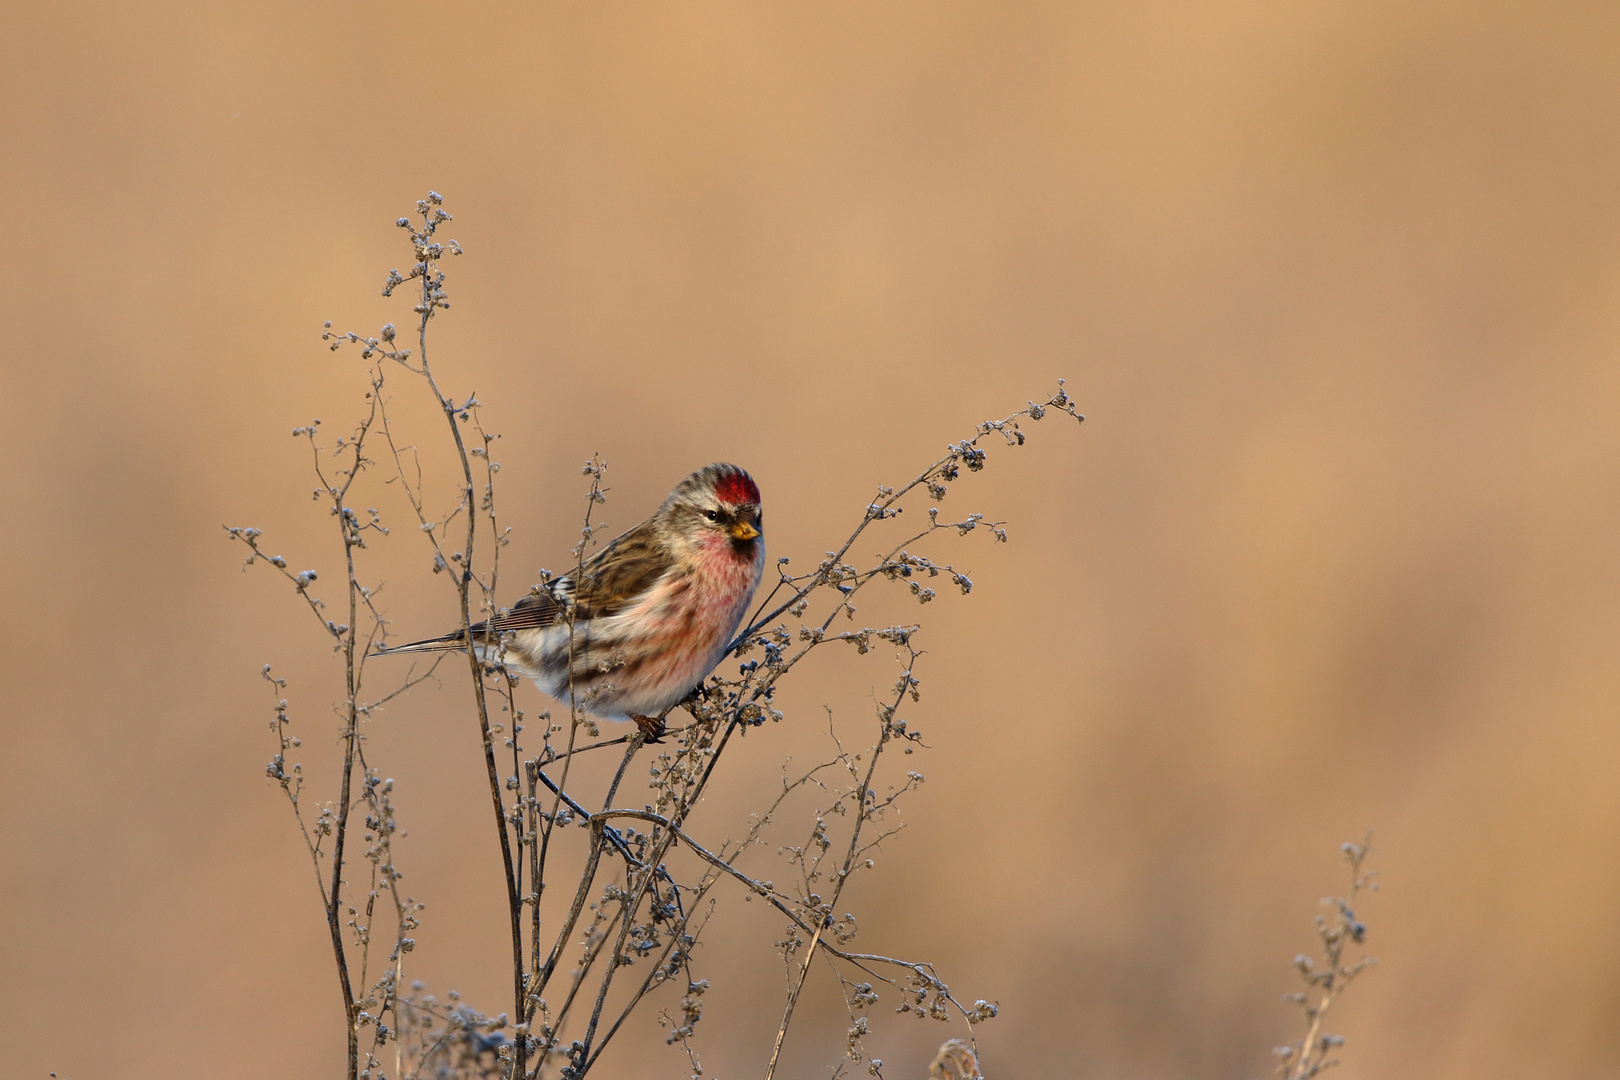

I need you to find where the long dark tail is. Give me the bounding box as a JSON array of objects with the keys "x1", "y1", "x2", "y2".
[{"x1": 372, "y1": 632, "x2": 477, "y2": 656}]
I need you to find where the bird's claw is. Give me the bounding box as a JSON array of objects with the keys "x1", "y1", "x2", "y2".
[{"x1": 631, "y1": 713, "x2": 666, "y2": 743}]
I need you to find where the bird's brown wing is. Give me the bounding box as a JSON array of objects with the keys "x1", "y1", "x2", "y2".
[
  {"x1": 569, "y1": 519, "x2": 670, "y2": 618},
  {"x1": 375, "y1": 519, "x2": 671, "y2": 654},
  {"x1": 478, "y1": 586, "x2": 564, "y2": 633}
]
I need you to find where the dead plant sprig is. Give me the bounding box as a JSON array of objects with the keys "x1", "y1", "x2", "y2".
[
  {"x1": 228, "y1": 383, "x2": 397, "y2": 1077},
  {"x1": 236, "y1": 192, "x2": 1083, "y2": 1080},
  {"x1": 1272, "y1": 833, "x2": 1378, "y2": 1080}
]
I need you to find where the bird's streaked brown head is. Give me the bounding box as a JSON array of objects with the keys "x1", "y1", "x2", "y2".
[{"x1": 664, "y1": 463, "x2": 764, "y2": 546}]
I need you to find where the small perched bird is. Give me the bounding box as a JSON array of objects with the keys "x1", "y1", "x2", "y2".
[{"x1": 378, "y1": 464, "x2": 765, "y2": 740}]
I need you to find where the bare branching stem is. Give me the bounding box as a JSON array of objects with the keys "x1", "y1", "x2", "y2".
[
  {"x1": 1275, "y1": 833, "x2": 1378, "y2": 1080},
  {"x1": 240, "y1": 194, "x2": 1082, "y2": 1080}
]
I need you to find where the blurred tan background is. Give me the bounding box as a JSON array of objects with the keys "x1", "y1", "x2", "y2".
[{"x1": 5, "y1": 1, "x2": 1620, "y2": 1077}]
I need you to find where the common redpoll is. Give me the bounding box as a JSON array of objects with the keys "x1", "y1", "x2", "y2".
[{"x1": 379, "y1": 464, "x2": 765, "y2": 738}]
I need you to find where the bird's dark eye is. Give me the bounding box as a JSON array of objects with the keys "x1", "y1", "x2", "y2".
[{"x1": 704, "y1": 509, "x2": 719, "y2": 521}]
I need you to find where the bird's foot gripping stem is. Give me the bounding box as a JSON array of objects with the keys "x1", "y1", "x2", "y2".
[{"x1": 630, "y1": 713, "x2": 666, "y2": 743}]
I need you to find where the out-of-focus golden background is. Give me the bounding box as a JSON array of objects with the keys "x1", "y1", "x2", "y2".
[{"x1": 4, "y1": 2, "x2": 1620, "y2": 1077}]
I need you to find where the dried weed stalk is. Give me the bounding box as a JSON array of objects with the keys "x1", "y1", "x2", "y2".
[
  {"x1": 1271, "y1": 834, "x2": 1378, "y2": 1080},
  {"x1": 228, "y1": 193, "x2": 1083, "y2": 1080}
]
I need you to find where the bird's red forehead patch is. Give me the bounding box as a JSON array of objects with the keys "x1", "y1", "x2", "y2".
[{"x1": 716, "y1": 469, "x2": 760, "y2": 506}]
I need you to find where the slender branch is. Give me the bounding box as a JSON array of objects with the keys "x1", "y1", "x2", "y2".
[{"x1": 257, "y1": 224, "x2": 1076, "y2": 1076}]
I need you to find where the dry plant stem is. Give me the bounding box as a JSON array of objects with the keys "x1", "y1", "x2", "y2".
[
  {"x1": 268, "y1": 202, "x2": 1076, "y2": 1078},
  {"x1": 536, "y1": 819, "x2": 610, "y2": 1000},
  {"x1": 1276, "y1": 835, "x2": 1377, "y2": 1080},
  {"x1": 418, "y1": 292, "x2": 525, "y2": 1065},
  {"x1": 544, "y1": 735, "x2": 632, "y2": 763},
  {"x1": 542, "y1": 396, "x2": 1076, "y2": 1073},
  {"x1": 525, "y1": 460, "x2": 611, "y2": 1016},
  {"x1": 569, "y1": 802, "x2": 963, "y2": 1078},
  {"x1": 601, "y1": 734, "x2": 646, "y2": 813},
  {"x1": 368, "y1": 195, "x2": 529, "y2": 1079},
  {"x1": 523, "y1": 743, "x2": 653, "y2": 1046},
  {"x1": 233, "y1": 394, "x2": 387, "y2": 1079},
  {"x1": 319, "y1": 404, "x2": 376, "y2": 1079},
  {"x1": 564, "y1": 762, "x2": 798, "y2": 1073},
  {"x1": 573, "y1": 698, "x2": 945, "y2": 1076},
  {"x1": 348, "y1": 735, "x2": 416, "y2": 1080},
  {"x1": 526, "y1": 758, "x2": 544, "y2": 993},
  {"x1": 578, "y1": 877, "x2": 642, "y2": 1060},
  {"x1": 533, "y1": 719, "x2": 737, "y2": 1069},
  {"x1": 734, "y1": 393, "x2": 1079, "y2": 649},
  {"x1": 764, "y1": 664, "x2": 913, "y2": 1080},
  {"x1": 562, "y1": 493, "x2": 1041, "y2": 1070},
  {"x1": 565, "y1": 726, "x2": 743, "y2": 1067}
]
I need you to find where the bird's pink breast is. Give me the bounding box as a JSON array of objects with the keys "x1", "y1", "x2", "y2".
[{"x1": 631, "y1": 541, "x2": 761, "y2": 684}]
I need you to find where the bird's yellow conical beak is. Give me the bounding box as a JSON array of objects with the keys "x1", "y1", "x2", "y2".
[{"x1": 729, "y1": 521, "x2": 761, "y2": 541}]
